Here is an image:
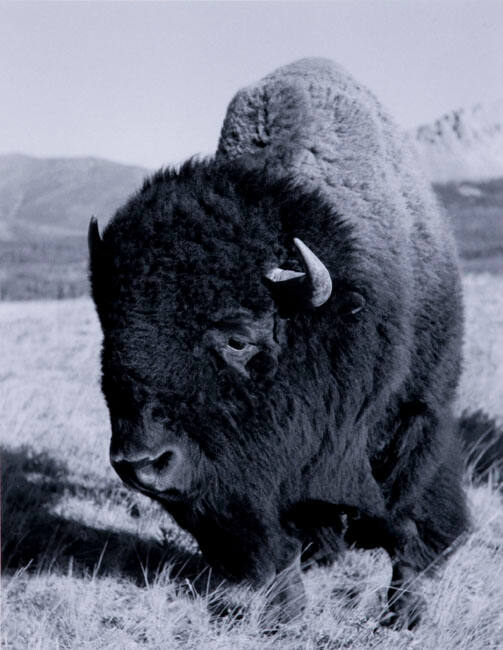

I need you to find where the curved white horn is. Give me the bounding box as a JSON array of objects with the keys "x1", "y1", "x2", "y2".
[
  {"x1": 265, "y1": 268, "x2": 306, "y2": 283},
  {"x1": 293, "y1": 238, "x2": 332, "y2": 307},
  {"x1": 264, "y1": 238, "x2": 332, "y2": 308}
]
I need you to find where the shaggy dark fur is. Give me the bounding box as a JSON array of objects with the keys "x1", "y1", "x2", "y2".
[{"x1": 89, "y1": 153, "x2": 468, "y2": 629}]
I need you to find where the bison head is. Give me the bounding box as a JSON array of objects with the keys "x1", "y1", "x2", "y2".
[{"x1": 88, "y1": 158, "x2": 374, "y2": 582}]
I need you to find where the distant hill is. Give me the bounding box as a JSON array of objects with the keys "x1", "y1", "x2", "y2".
[
  {"x1": 410, "y1": 101, "x2": 503, "y2": 183},
  {"x1": 0, "y1": 154, "x2": 150, "y2": 300},
  {"x1": 0, "y1": 153, "x2": 149, "y2": 242},
  {"x1": 408, "y1": 102, "x2": 503, "y2": 274}
]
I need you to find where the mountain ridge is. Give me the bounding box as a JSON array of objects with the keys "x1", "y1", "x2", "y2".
[
  {"x1": 409, "y1": 100, "x2": 503, "y2": 183},
  {"x1": 0, "y1": 153, "x2": 149, "y2": 241}
]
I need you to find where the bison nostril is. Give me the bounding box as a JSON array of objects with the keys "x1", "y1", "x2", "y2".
[
  {"x1": 114, "y1": 447, "x2": 183, "y2": 493},
  {"x1": 152, "y1": 451, "x2": 173, "y2": 472}
]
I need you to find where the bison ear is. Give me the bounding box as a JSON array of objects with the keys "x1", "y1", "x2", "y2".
[
  {"x1": 88, "y1": 217, "x2": 102, "y2": 266},
  {"x1": 264, "y1": 238, "x2": 332, "y2": 310}
]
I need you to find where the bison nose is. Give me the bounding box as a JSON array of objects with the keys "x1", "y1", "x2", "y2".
[{"x1": 110, "y1": 446, "x2": 183, "y2": 493}]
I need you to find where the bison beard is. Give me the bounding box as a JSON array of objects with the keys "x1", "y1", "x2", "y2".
[{"x1": 88, "y1": 59, "x2": 468, "y2": 630}]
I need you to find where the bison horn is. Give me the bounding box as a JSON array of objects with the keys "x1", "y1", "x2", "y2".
[
  {"x1": 265, "y1": 238, "x2": 332, "y2": 308},
  {"x1": 88, "y1": 216, "x2": 102, "y2": 259}
]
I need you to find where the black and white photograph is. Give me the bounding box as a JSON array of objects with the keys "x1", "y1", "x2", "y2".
[{"x1": 1, "y1": 1, "x2": 502, "y2": 648}]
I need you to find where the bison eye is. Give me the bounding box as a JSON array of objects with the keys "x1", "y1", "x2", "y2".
[{"x1": 227, "y1": 338, "x2": 248, "y2": 351}]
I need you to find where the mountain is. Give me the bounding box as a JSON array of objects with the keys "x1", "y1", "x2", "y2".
[
  {"x1": 0, "y1": 153, "x2": 149, "y2": 242},
  {"x1": 410, "y1": 101, "x2": 503, "y2": 183},
  {"x1": 0, "y1": 154, "x2": 150, "y2": 300},
  {"x1": 408, "y1": 102, "x2": 503, "y2": 273}
]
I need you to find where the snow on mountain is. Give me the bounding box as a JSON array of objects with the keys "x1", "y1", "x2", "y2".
[{"x1": 410, "y1": 101, "x2": 503, "y2": 183}]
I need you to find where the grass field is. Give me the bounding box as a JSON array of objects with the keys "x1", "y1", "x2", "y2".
[{"x1": 2, "y1": 274, "x2": 503, "y2": 649}]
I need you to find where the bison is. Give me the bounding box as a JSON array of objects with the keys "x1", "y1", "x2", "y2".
[{"x1": 88, "y1": 58, "x2": 468, "y2": 629}]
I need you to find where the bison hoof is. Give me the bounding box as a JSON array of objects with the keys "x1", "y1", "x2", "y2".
[
  {"x1": 207, "y1": 598, "x2": 247, "y2": 623},
  {"x1": 259, "y1": 569, "x2": 307, "y2": 632},
  {"x1": 380, "y1": 593, "x2": 426, "y2": 630},
  {"x1": 258, "y1": 597, "x2": 306, "y2": 633}
]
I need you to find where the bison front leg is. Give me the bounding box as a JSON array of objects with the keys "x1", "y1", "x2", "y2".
[
  {"x1": 378, "y1": 517, "x2": 428, "y2": 630},
  {"x1": 259, "y1": 551, "x2": 306, "y2": 631},
  {"x1": 380, "y1": 559, "x2": 426, "y2": 629},
  {"x1": 190, "y1": 510, "x2": 306, "y2": 629},
  {"x1": 345, "y1": 511, "x2": 427, "y2": 629}
]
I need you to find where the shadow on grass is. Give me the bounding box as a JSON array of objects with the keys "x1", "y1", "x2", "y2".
[{"x1": 1, "y1": 445, "x2": 221, "y2": 593}]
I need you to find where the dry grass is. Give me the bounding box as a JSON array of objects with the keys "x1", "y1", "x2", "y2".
[
  {"x1": 456, "y1": 274, "x2": 503, "y2": 422},
  {"x1": 2, "y1": 274, "x2": 503, "y2": 649}
]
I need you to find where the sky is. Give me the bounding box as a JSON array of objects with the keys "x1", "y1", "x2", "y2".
[{"x1": 1, "y1": 0, "x2": 502, "y2": 170}]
